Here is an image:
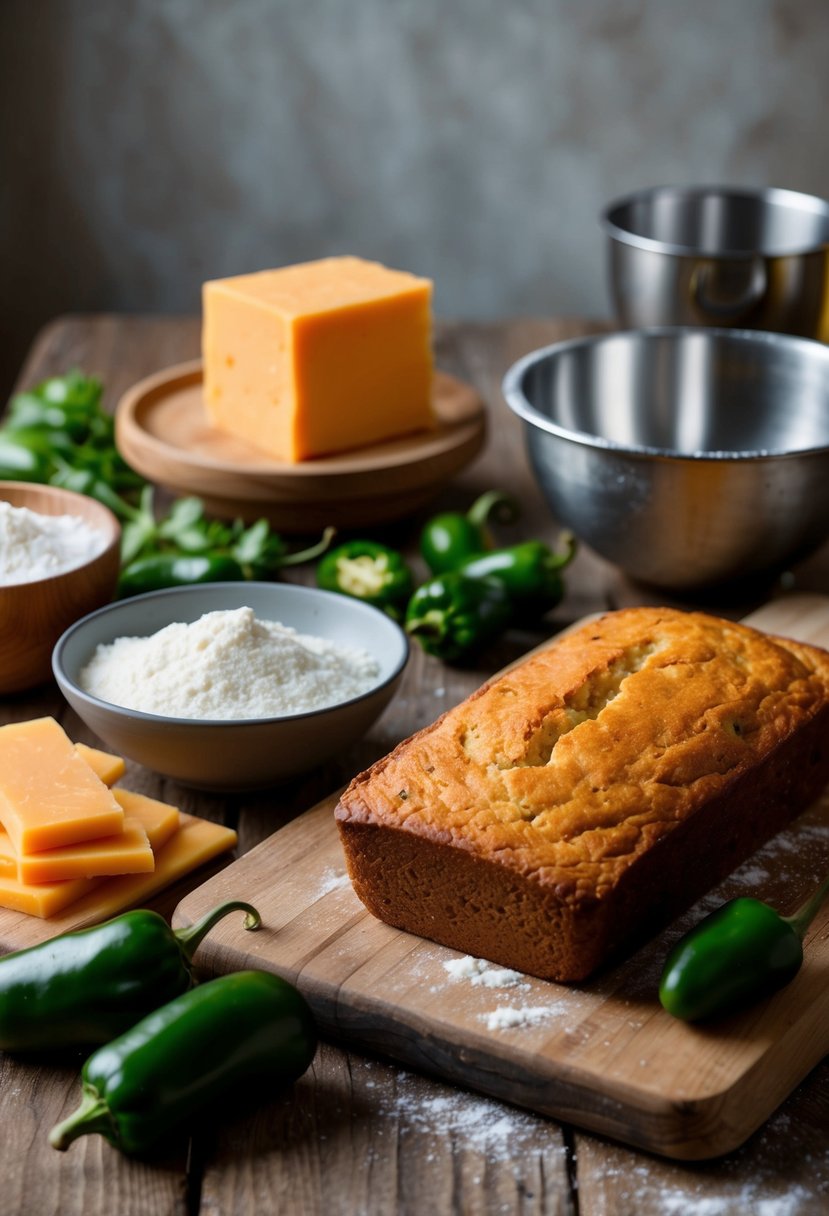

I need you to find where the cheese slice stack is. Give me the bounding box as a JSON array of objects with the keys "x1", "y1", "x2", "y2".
[{"x1": 0, "y1": 718, "x2": 238, "y2": 920}]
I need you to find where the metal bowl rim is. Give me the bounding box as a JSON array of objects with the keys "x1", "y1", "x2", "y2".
[
  {"x1": 502, "y1": 325, "x2": 829, "y2": 461},
  {"x1": 601, "y1": 183, "x2": 829, "y2": 258}
]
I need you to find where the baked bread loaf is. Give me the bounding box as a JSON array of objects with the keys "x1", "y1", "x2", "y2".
[{"x1": 335, "y1": 607, "x2": 829, "y2": 982}]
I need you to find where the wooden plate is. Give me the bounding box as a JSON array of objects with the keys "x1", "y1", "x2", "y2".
[{"x1": 115, "y1": 361, "x2": 487, "y2": 531}]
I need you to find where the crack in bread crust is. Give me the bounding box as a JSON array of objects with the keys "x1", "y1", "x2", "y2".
[{"x1": 336, "y1": 607, "x2": 829, "y2": 981}]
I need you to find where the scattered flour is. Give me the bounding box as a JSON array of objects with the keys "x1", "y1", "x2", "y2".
[
  {"x1": 0, "y1": 500, "x2": 107, "y2": 584},
  {"x1": 443, "y1": 955, "x2": 528, "y2": 989},
  {"x1": 79, "y1": 606, "x2": 380, "y2": 719},
  {"x1": 483, "y1": 1003, "x2": 568, "y2": 1031},
  {"x1": 441, "y1": 955, "x2": 570, "y2": 1029},
  {"x1": 379, "y1": 1071, "x2": 562, "y2": 1162},
  {"x1": 315, "y1": 867, "x2": 351, "y2": 898}
]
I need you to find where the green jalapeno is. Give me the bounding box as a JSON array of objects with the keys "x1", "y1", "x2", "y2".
[
  {"x1": 117, "y1": 554, "x2": 248, "y2": 597},
  {"x1": 50, "y1": 970, "x2": 317, "y2": 1155},
  {"x1": 0, "y1": 900, "x2": 260, "y2": 1051},
  {"x1": 659, "y1": 872, "x2": 829, "y2": 1022},
  {"x1": 458, "y1": 533, "x2": 577, "y2": 619},
  {"x1": 420, "y1": 490, "x2": 520, "y2": 574},
  {"x1": 405, "y1": 571, "x2": 512, "y2": 661},
  {"x1": 316, "y1": 540, "x2": 414, "y2": 616}
]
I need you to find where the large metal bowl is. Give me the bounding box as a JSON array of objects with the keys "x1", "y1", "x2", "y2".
[
  {"x1": 503, "y1": 328, "x2": 829, "y2": 591},
  {"x1": 602, "y1": 185, "x2": 829, "y2": 338}
]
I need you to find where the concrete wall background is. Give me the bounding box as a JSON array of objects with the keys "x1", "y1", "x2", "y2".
[{"x1": 2, "y1": 0, "x2": 828, "y2": 393}]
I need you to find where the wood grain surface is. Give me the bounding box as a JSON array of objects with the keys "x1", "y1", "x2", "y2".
[{"x1": 2, "y1": 315, "x2": 829, "y2": 1215}]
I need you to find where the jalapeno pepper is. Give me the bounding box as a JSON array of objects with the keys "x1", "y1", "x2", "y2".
[
  {"x1": 316, "y1": 540, "x2": 414, "y2": 616},
  {"x1": 458, "y1": 533, "x2": 577, "y2": 619},
  {"x1": 0, "y1": 899, "x2": 260, "y2": 1051},
  {"x1": 659, "y1": 871, "x2": 829, "y2": 1022},
  {"x1": 49, "y1": 969, "x2": 317, "y2": 1155},
  {"x1": 420, "y1": 490, "x2": 520, "y2": 574},
  {"x1": 405, "y1": 571, "x2": 512, "y2": 661},
  {"x1": 117, "y1": 554, "x2": 249, "y2": 597}
]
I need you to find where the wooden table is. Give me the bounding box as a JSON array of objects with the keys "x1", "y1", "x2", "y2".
[{"x1": 3, "y1": 315, "x2": 829, "y2": 1216}]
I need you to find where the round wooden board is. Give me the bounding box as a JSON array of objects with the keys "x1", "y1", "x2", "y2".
[{"x1": 115, "y1": 360, "x2": 487, "y2": 531}]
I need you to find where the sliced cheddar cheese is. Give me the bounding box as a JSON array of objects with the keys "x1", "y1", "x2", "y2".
[
  {"x1": 14, "y1": 818, "x2": 153, "y2": 885},
  {"x1": 0, "y1": 812, "x2": 236, "y2": 919},
  {"x1": 203, "y1": 256, "x2": 434, "y2": 461},
  {"x1": 0, "y1": 718, "x2": 124, "y2": 854},
  {"x1": 0, "y1": 787, "x2": 180, "y2": 886},
  {"x1": 74, "y1": 743, "x2": 126, "y2": 786}
]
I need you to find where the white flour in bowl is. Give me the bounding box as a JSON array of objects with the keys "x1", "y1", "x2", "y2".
[
  {"x1": 0, "y1": 501, "x2": 107, "y2": 584},
  {"x1": 79, "y1": 605, "x2": 380, "y2": 719}
]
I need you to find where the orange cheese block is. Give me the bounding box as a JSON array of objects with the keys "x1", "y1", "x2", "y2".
[
  {"x1": 0, "y1": 811, "x2": 235, "y2": 919},
  {"x1": 74, "y1": 743, "x2": 126, "y2": 786},
  {"x1": 202, "y1": 256, "x2": 434, "y2": 461},
  {"x1": 0, "y1": 717, "x2": 124, "y2": 854}
]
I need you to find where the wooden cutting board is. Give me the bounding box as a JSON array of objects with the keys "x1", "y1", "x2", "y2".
[{"x1": 169, "y1": 593, "x2": 827, "y2": 1161}]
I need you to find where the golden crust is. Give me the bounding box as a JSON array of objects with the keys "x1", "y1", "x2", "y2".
[{"x1": 336, "y1": 607, "x2": 829, "y2": 981}]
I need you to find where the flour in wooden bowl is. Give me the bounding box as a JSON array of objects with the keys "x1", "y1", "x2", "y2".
[
  {"x1": 78, "y1": 606, "x2": 380, "y2": 719},
  {"x1": 0, "y1": 500, "x2": 107, "y2": 584}
]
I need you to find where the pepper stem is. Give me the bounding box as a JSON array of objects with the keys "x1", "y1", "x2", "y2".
[
  {"x1": 49, "y1": 1085, "x2": 115, "y2": 1151},
  {"x1": 466, "y1": 490, "x2": 520, "y2": 530},
  {"x1": 279, "y1": 526, "x2": 337, "y2": 568},
  {"x1": 783, "y1": 873, "x2": 829, "y2": 940},
  {"x1": 174, "y1": 899, "x2": 262, "y2": 962}
]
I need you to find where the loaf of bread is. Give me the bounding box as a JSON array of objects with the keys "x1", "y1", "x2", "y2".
[{"x1": 335, "y1": 607, "x2": 829, "y2": 982}]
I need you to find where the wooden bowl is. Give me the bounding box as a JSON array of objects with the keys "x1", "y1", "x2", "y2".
[{"x1": 0, "y1": 482, "x2": 121, "y2": 694}]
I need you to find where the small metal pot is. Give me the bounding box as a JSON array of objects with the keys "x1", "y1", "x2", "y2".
[
  {"x1": 503, "y1": 328, "x2": 829, "y2": 591},
  {"x1": 603, "y1": 185, "x2": 829, "y2": 339}
]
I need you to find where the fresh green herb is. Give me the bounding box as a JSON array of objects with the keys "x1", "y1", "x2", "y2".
[
  {"x1": 117, "y1": 490, "x2": 335, "y2": 597},
  {"x1": 2, "y1": 371, "x2": 334, "y2": 595}
]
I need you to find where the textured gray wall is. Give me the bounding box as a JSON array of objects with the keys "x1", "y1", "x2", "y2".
[{"x1": 2, "y1": 0, "x2": 829, "y2": 392}]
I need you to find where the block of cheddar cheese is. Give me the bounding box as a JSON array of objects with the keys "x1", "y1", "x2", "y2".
[
  {"x1": 0, "y1": 718, "x2": 124, "y2": 854},
  {"x1": 202, "y1": 256, "x2": 435, "y2": 461}
]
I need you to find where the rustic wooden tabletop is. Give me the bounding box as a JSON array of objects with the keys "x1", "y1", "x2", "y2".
[{"x1": 2, "y1": 314, "x2": 828, "y2": 1216}]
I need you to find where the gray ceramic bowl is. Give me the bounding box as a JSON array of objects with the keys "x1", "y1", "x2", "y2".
[
  {"x1": 53, "y1": 582, "x2": 409, "y2": 791},
  {"x1": 503, "y1": 327, "x2": 829, "y2": 591}
]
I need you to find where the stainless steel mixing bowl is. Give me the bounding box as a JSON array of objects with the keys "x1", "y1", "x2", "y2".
[
  {"x1": 503, "y1": 328, "x2": 829, "y2": 591},
  {"x1": 603, "y1": 185, "x2": 829, "y2": 338}
]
